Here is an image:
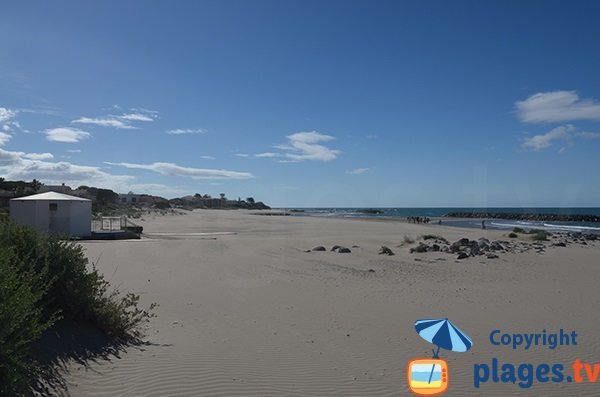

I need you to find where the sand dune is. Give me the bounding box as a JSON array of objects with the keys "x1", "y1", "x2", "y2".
[{"x1": 60, "y1": 209, "x2": 600, "y2": 396}]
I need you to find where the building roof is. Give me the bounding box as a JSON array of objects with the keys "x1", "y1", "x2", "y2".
[{"x1": 10, "y1": 191, "x2": 91, "y2": 202}]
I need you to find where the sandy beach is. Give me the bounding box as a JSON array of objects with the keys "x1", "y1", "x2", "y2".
[{"x1": 59, "y1": 209, "x2": 600, "y2": 396}]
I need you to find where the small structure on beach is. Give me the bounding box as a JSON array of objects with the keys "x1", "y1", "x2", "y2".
[{"x1": 9, "y1": 192, "x2": 92, "y2": 237}]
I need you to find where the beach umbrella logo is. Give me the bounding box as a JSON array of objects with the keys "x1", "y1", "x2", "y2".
[{"x1": 407, "y1": 318, "x2": 473, "y2": 396}]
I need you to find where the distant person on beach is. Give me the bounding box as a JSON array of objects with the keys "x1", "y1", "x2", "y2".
[{"x1": 481, "y1": 220, "x2": 486, "y2": 229}]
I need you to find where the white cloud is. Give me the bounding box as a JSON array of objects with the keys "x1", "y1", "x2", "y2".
[
  {"x1": 167, "y1": 128, "x2": 206, "y2": 135},
  {"x1": 200, "y1": 155, "x2": 215, "y2": 160},
  {"x1": 0, "y1": 148, "x2": 133, "y2": 191},
  {"x1": 522, "y1": 125, "x2": 574, "y2": 151},
  {"x1": 0, "y1": 107, "x2": 21, "y2": 135},
  {"x1": 576, "y1": 131, "x2": 600, "y2": 140},
  {"x1": 73, "y1": 109, "x2": 157, "y2": 129},
  {"x1": 120, "y1": 113, "x2": 154, "y2": 122},
  {"x1": 131, "y1": 107, "x2": 159, "y2": 115},
  {"x1": 345, "y1": 167, "x2": 369, "y2": 175},
  {"x1": 67, "y1": 149, "x2": 82, "y2": 153},
  {"x1": 0, "y1": 148, "x2": 24, "y2": 162},
  {"x1": 235, "y1": 153, "x2": 250, "y2": 158},
  {"x1": 0, "y1": 107, "x2": 16, "y2": 122},
  {"x1": 23, "y1": 152, "x2": 54, "y2": 160},
  {"x1": 0, "y1": 132, "x2": 11, "y2": 146},
  {"x1": 45, "y1": 127, "x2": 91, "y2": 143},
  {"x1": 265, "y1": 131, "x2": 340, "y2": 162},
  {"x1": 522, "y1": 125, "x2": 600, "y2": 151},
  {"x1": 106, "y1": 161, "x2": 254, "y2": 180},
  {"x1": 516, "y1": 91, "x2": 600, "y2": 123},
  {"x1": 73, "y1": 116, "x2": 135, "y2": 129},
  {"x1": 255, "y1": 152, "x2": 279, "y2": 158}
]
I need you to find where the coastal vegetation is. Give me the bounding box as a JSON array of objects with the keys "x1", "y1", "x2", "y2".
[
  {"x1": 0, "y1": 221, "x2": 156, "y2": 396},
  {"x1": 0, "y1": 179, "x2": 270, "y2": 217},
  {"x1": 510, "y1": 227, "x2": 551, "y2": 241}
]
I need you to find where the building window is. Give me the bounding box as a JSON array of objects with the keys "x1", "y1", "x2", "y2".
[{"x1": 49, "y1": 203, "x2": 58, "y2": 211}]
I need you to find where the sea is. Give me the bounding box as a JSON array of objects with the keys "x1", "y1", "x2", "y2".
[{"x1": 282, "y1": 208, "x2": 600, "y2": 234}]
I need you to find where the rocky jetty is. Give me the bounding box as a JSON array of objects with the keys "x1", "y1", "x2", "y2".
[
  {"x1": 409, "y1": 232, "x2": 597, "y2": 260},
  {"x1": 356, "y1": 209, "x2": 384, "y2": 214},
  {"x1": 445, "y1": 212, "x2": 600, "y2": 222}
]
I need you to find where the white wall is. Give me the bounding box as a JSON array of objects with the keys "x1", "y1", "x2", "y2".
[
  {"x1": 69, "y1": 200, "x2": 92, "y2": 237},
  {"x1": 9, "y1": 200, "x2": 39, "y2": 229},
  {"x1": 10, "y1": 199, "x2": 92, "y2": 237},
  {"x1": 48, "y1": 201, "x2": 71, "y2": 235}
]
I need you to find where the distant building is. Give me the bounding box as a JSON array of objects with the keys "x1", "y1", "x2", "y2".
[
  {"x1": 119, "y1": 193, "x2": 142, "y2": 204},
  {"x1": 119, "y1": 193, "x2": 169, "y2": 207},
  {"x1": 9, "y1": 192, "x2": 92, "y2": 237},
  {"x1": 39, "y1": 183, "x2": 73, "y2": 194}
]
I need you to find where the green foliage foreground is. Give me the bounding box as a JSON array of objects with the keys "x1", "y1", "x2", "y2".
[{"x1": 0, "y1": 222, "x2": 156, "y2": 395}]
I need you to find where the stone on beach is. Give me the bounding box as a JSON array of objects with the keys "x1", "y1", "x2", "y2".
[{"x1": 378, "y1": 246, "x2": 395, "y2": 255}]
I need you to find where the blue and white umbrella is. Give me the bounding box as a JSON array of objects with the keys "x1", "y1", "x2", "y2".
[
  {"x1": 415, "y1": 318, "x2": 472, "y2": 356},
  {"x1": 414, "y1": 318, "x2": 473, "y2": 384}
]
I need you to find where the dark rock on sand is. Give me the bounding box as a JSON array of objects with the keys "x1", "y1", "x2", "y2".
[
  {"x1": 331, "y1": 245, "x2": 342, "y2": 251},
  {"x1": 337, "y1": 247, "x2": 351, "y2": 253},
  {"x1": 457, "y1": 252, "x2": 469, "y2": 260},
  {"x1": 312, "y1": 246, "x2": 327, "y2": 251},
  {"x1": 378, "y1": 246, "x2": 395, "y2": 256},
  {"x1": 490, "y1": 242, "x2": 504, "y2": 251}
]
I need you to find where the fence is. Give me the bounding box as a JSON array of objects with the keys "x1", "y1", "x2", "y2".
[{"x1": 92, "y1": 216, "x2": 142, "y2": 233}]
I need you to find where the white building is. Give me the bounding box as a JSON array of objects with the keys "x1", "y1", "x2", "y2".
[
  {"x1": 119, "y1": 193, "x2": 142, "y2": 204},
  {"x1": 9, "y1": 192, "x2": 92, "y2": 237}
]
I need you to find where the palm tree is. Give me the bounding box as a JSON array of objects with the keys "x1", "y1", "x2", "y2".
[{"x1": 31, "y1": 179, "x2": 42, "y2": 192}]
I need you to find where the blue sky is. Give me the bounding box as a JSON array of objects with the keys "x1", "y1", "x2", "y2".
[{"x1": 1, "y1": 0, "x2": 600, "y2": 207}]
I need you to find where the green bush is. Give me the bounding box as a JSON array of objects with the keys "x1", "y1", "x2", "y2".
[
  {"x1": 0, "y1": 222, "x2": 156, "y2": 394},
  {"x1": 530, "y1": 230, "x2": 549, "y2": 241},
  {"x1": 508, "y1": 232, "x2": 518, "y2": 238},
  {"x1": 153, "y1": 201, "x2": 171, "y2": 210},
  {"x1": 0, "y1": 248, "x2": 54, "y2": 395},
  {"x1": 512, "y1": 227, "x2": 525, "y2": 234},
  {"x1": 0, "y1": 209, "x2": 8, "y2": 224}
]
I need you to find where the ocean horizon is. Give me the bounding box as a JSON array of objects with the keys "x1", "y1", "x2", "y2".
[{"x1": 280, "y1": 207, "x2": 600, "y2": 234}]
